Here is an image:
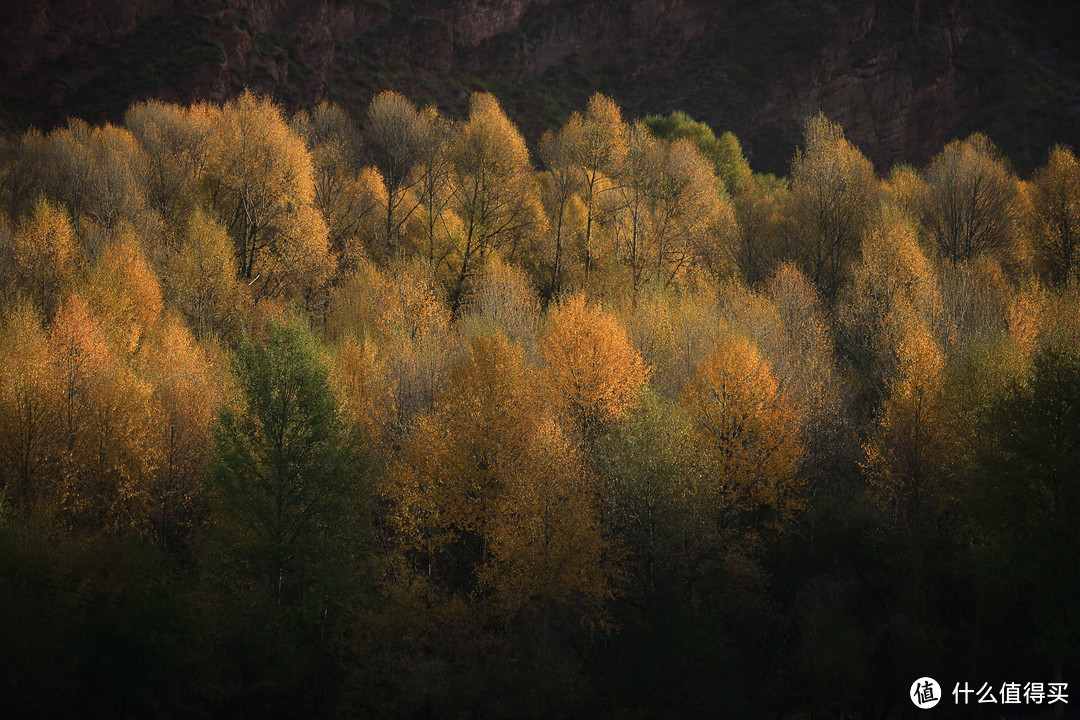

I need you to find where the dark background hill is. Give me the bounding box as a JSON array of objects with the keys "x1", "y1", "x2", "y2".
[{"x1": 2, "y1": 0, "x2": 1078, "y2": 174}]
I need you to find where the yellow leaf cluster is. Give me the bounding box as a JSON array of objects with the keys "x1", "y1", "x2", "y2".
[
  {"x1": 680, "y1": 332, "x2": 803, "y2": 527},
  {"x1": 541, "y1": 294, "x2": 649, "y2": 435}
]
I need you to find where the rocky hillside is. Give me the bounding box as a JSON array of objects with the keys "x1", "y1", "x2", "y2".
[{"x1": 2, "y1": 0, "x2": 1078, "y2": 174}]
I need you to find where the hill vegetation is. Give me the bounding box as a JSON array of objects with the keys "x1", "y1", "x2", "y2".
[{"x1": 1, "y1": 89, "x2": 1079, "y2": 717}]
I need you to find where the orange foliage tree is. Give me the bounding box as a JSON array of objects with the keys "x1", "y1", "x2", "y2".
[
  {"x1": 540, "y1": 294, "x2": 649, "y2": 440},
  {"x1": 11, "y1": 197, "x2": 80, "y2": 316},
  {"x1": 385, "y1": 331, "x2": 611, "y2": 624},
  {"x1": 679, "y1": 332, "x2": 803, "y2": 531}
]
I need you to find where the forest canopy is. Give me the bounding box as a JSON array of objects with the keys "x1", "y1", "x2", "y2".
[{"x1": 0, "y1": 90, "x2": 1078, "y2": 718}]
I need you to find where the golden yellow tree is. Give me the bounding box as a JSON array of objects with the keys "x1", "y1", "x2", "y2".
[
  {"x1": 538, "y1": 120, "x2": 584, "y2": 296},
  {"x1": 836, "y1": 212, "x2": 946, "y2": 398},
  {"x1": 571, "y1": 94, "x2": 628, "y2": 278},
  {"x1": 204, "y1": 91, "x2": 331, "y2": 299},
  {"x1": 141, "y1": 314, "x2": 222, "y2": 547},
  {"x1": 412, "y1": 106, "x2": 457, "y2": 276},
  {"x1": 86, "y1": 229, "x2": 164, "y2": 356},
  {"x1": 48, "y1": 294, "x2": 154, "y2": 534},
  {"x1": 886, "y1": 163, "x2": 926, "y2": 224},
  {"x1": 481, "y1": 413, "x2": 611, "y2": 623},
  {"x1": 732, "y1": 179, "x2": 786, "y2": 285},
  {"x1": 385, "y1": 331, "x2": 611, "y2": 626},
  {"x1": 165, "y1": 210, "x2": 249, "y2": 341},
  {"x1": 608, "y1": 121, "x2": 662, "y2": 297},
  {"x1": 11, "y1": 197, "x2": 79, "y2": 316},
  {"x1": 446, "y1": 92, "x2": 544, "y2": 315},
  {"x1": 366, "y1": 91, "x2": 432, "y2": 259},
  {"x1": 0, "y1": 302, "x2": 61, "y2": 507},
  {"x1": 292, "y1": 102, "x2": 380, "y2": 272},
  {"x1": 464, "y1": 255, "x2": 541, "y2": 352},
  {"x1": 661, "y1": 138, "x2": 738, "y2": 287},
  {"x1": 863, "y1": 309, "x2": 950, "y2": 526},
  {"x1": 37, "y1": 119, "x2": 150, "y2": 235},
  {"x1": 762, "y1": 263, "x2": 844, "y2": 473},
  {"x1": 541, "y1": 294, "x2": 649, "y2": 438},
  {"x1": 385, "y1": 331, "x2": 539, "y2": 577},
  {"x1": 125, "y1": 99, "x2": 213, "y2": 237},
  {"x1": 1028, "y1": 145, "x2": 1080, "y2": 285},
  {"x1": 609, "y1": 127, "x2": 735, "y2": 297},
  {"x1": 679, "y1": 331, "x2": 803, "y2": 531},
  {"x1": 786, "y1": 113, "x2": 878, "y2": 300},
  {"x1": 327, "y1": 259, "x2": 454, "y2": 446},
  {"x1": 331, "y1": 335, "x2": 393, "y2": 462}
]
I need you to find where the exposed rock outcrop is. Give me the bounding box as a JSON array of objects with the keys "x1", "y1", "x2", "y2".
[{"x1": 1, "y1": 0, "x2": 1076, "y2": 174}]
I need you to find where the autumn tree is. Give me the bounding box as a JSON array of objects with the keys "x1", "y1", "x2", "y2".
[
  {"x1": 291, "y1": 101, "x2": 363, "y2": 171},
  {"x1": 125, "y1": 99, "x2": 213, "y2": 238},
  {"x1": 665, "y1": 140, "x2": 740, "y2": 286},
  {"x1": 836, "y1": 212, "x2": 945, "y2": 406},
  {"x1": 616, "y1": 290, "x2": 682, "y2": 399},
  {"x1": 10, "y1": 197, "x2": 79, "y2": 316},
  {"x1": 291, "y1": 102, "x2": 379, "y2": 271},
  {"x1": 609, "y1": 121, "x2": 663, "y2": 296},
  {"x1": 330, "y1": 335, "x2": 391, "y2": 468},
  {"x1": 538, "y1": 120, "x2": 584, "y2": 297},
  {"x1": 541, "y1": 294, "x2": 648, "y2": 440},
  {"x1": 482, "y1": 412, "x2": 611, "y2": 627},
  {"x1": 0, "y1": 302, "x2": 60, "y2": 508},
  {"x1": 85, "y1": 229, "x2": 164, "y2": 356},
  {"x1": 762, "y1": 264, "x2": 846, "y2": 478},
  {"x1": 466, "y1": 255, "x2": 541, "y2": 353},
  {"x1": 446, "y1": 93, "x2": 543, "y2": 315},
  {"x1": 36, "y1": 120, "x2": 150, "y2": 238},
  {"x1": 885, "y1": 163, "x2": 926, "y2": 225},
  {"x1": 571, "y1": 94, "x2": 628, "y2": 278},
  {"x1": 936, "y1": 256, "x2": 1012, "y2": 355},
  {"x1": 384, "y1": 330, "x2": 539, "y2": 583},
  {"x1": 863, "y1": 310, "x2": 950, "y2": 526},
  {"x1": 1028, "y1": 145, "x2": 1080, "y2": 285},
  {"x1": 786, "y1": 113, "x2": 878, "y2": 300},
  {"x1": 921, "y1": 133, "x2": 1020, "y2": 263},
  {"x1": 609, "y1": 128, "x2": 735, "y2": 295},
  {"x1": 679, "y1": 331, "x2": 804, "y2": 531},
  {"x1": 412, "y1": 107, "x2": 457, "y2": 276},
  {"x1": 387, "y1": 331, "x2": 610, "y2": 624},
  {"x1": 165, "y1": 210, "x2": 248, "y2": 341},
  {"x1": 326, "y1": 260, "x2": 453, "y2": 447},
  {"x1": 366, "y1": 91, "x2": 432, "y2": 259},
  {"x1": 48, "y1": 294, "x2": 155, "y2": 535},
  {"x1": 204, "y1": 91, "x2": 331, "y2": 299},
  {"x1": 141, "y1": 315, "x2": 221, "y2": 549},
  {"x1": 732, "y1": 179, "x2": 786, "y2": 285}
]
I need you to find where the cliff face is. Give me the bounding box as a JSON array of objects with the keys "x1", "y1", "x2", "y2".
[
  {"x1": 748, "y1": 1, "x2": 972, "y2": 170},
  {"x1": 1, "y1": 0, "x2": 1076, "y2": 174}
]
